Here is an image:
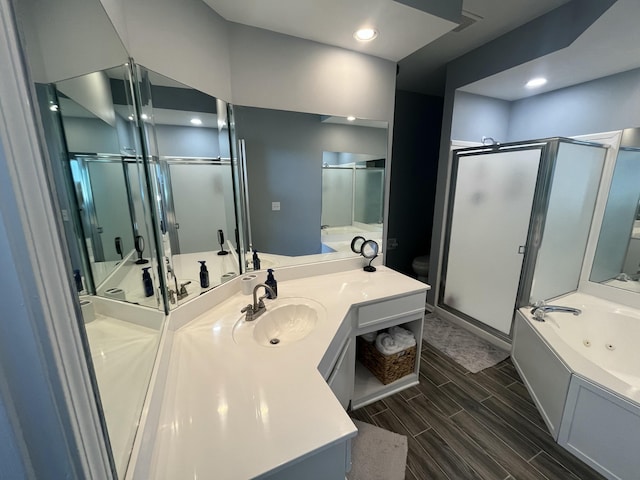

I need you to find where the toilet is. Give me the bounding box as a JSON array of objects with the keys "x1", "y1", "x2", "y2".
[{"x1": 412, "y1": 255, "x2": 430, "y2": 283}]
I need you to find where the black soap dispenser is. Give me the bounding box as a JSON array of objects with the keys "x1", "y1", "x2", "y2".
[
  {"x1": 252, "y1": 249, "x2": 261, "y2": 270},
  {"x1": 265, "y1": 268, "x2": 277, "y2": 299},
  {"x1": 199, "y1": 260, "x2": 210, "y2": 288},
  {"x1": 142, "y1": 267, "x2": 154, "y2": 297},
  {"x1": 73, "y1": 269, "x2": 83, "y2": 292}
]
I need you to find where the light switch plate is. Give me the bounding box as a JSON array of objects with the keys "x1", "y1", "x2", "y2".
[{"x1": 272, "y1": 202, "x2": 281, "y2": 211}]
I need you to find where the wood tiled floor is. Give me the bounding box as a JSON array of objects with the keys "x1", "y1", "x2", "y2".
[{"x1": 349, "y1": 340, "x2": 606, "y2": 480}]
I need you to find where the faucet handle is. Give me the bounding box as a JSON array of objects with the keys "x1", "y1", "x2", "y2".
[{"x1": 241, "y1": 304, "x2": 253, "y2": 314}]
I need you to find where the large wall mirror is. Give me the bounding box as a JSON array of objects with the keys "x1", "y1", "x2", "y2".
[
  {"x1": 134, "y1": 66, "x2": 241, "y2": 307},
  {"x1": 17, "y1": 1, "x2": 165, "y2": 477},
  {"x1": 233, "y1": 106, "x2": 388, "y2": 268},
  {"x1": 590, "y1": 128, "x2": 640, "y2": 294}
]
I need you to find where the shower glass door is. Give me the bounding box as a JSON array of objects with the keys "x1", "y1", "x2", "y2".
[{"x1": 441, "y1": 147, "x2": 543, "y2": 335}]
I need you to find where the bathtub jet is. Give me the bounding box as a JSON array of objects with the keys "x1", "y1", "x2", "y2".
[{"x1": 530, "y1": 304, "x2": 582, "y2": 321}]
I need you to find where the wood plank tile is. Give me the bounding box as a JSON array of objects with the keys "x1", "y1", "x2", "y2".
[
  {"x1": 416, "y1": 378, "x2": 463, "y2": 417},
  {"x1": 498, "y1": 360, "x2": 523, "y2": 383},
  {"x1": 529, "y1": 451, "x2": 583, "y2": 480},
  {"x1": 422, "y1": 345, "x2": 469, "y2": 378},
  {"x1": 383, "y1": 394, "x2": 430, "y2": 436},
  {"x1": 348, "y1": 407, "x2": 372, "y2": 424},
  {"x1": 439, "y1": 381, "x2": 541, "y2": 461},
  {"x1": 507, "y1": 381, "x2": 535, "y2": 406},
  {"x1": 363, "y1": 399, "x2": 387, "y2": 417},
  {"x1": 419, "y1": 357, "x2": 451, "y2": 386},
  {"x1": 398, "y1": 385, "x2": 422, "y2": 401},
  {"x1": 404, "y1": 466, "x2": 419, "y2": 480},
  {"x1": 482, "y1": 397, "x2": 606, "y2": 480},
  {"x1": 450, "y1": 411, "x2": 549, "y2": 480},
  {"x1": 421, "y1": 340, "x2": 470, "y2": 375},
  {"x1": 409, "y1": 395, "x2": 509, "y2": 480},
  {"x1": 473, "y1": 370, "x2": 548, "y2": 431},
  {"x1": 415, "y1": 428, "x2": 484, "y2": 480},
  {"x1": 479, "y1": 364, "x2": 519, "y2": 387},
  {"x1": 406, "y1": 436, "x2": 451, "y2": 480},
  {"x1": 371, "y1": 408, "x2": 412, "y2": 437}
]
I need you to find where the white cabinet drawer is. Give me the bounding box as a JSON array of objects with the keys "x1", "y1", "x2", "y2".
[{"x1": 357, "y1": 292, "x2": 425, "y2": 330}]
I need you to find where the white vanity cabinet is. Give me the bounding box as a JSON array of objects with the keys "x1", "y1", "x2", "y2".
[
  {"x1": 319, "y1": 311, "x2": 356, "y2": 409},
  {"x1": 352, "y1": 292, "x2": 426, "y2": 409}
]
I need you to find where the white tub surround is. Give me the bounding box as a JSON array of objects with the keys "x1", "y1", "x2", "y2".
[
  {"x1": 513, "y1": 292, "x2": 640, "y2": 480},
  {"x1": 134, "y1": 265, "x2": 427, "y2": 479}
]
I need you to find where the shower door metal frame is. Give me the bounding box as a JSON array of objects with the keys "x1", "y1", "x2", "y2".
[
  {"x1": 439, "y1": 137, "x2": 608, "y2": 339},
  {"x1": 438, "y1": 140, "x2": 552, "y2": 340}
]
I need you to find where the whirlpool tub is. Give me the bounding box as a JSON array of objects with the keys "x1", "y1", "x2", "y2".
[{"x1": 513, "y1": 292, "x2": 640, "y2": 480}]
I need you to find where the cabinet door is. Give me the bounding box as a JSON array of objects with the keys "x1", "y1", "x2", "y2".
[{"x1": 327, "y1": 337, "x2": 355, "y2": 409}]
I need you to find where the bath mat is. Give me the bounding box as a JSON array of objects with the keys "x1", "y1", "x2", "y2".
[
  {"x1": 423, "y1": 314, "x2": 509, "y2": 373},
  {"x1": 347, "y1": 420, "x2": 407, "y2": 480}
]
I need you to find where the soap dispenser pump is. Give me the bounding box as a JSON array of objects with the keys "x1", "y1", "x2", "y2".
[
  {"x1": 142, "y1": 267, "x2": 154, "y2": 297},
  {"x1": 265, "y1": 268, "x2": 277, "y2": 299},
  {"x1": 199, "y1": 260, "x2": 210, "y2": 288}
]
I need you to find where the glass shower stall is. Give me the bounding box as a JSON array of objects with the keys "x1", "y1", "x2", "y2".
[{"x1": 439, "y1": 138, "x2": 607, "y2": 337}]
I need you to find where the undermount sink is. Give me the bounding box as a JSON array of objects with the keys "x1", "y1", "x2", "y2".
[{"x1": 232, "y1": 298, "x2": 326, "y2": 347}]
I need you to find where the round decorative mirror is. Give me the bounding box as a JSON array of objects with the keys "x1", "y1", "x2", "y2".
[
  {"x1": 361, "y1": 239, "x2": 379, "y2": 272},
  {"x1": 350, "y1": 236, "x2": 366, "y2": 254}
]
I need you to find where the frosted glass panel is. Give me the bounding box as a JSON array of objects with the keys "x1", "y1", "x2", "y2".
[
  {"x1": 354, "y1": 168, "x2": 384, "y2": 224},
  {"x1": 321, "y1": 168, "x2": 353, "y2": 227},
  {"x1": 531, "y1": 142, "x2": 606, "y2": 302},
  {"x1": 87, "y1": 162, "x2": 133, "y2": 261},
  {"x1": 170, "y1": 164, "x2": 233, "y2": 254},
  {"x1": 443, "y1": 148, "x2": 542, "y2": 334},
  {"x1": 591, "y1": 149, "x2": 640, "y2": 282}
]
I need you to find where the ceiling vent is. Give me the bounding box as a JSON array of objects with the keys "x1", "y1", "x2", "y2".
[{"x1": 452, "y1": 10, "x2": 483, "y2": 32}]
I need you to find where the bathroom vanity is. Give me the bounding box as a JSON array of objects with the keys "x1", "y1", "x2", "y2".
[{"x1": 130, "y1": 264, "x2": 428, "y2": 479}]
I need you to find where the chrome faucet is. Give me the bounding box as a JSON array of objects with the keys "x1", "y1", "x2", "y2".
[
  {"x1": 530, "y1": 303, "x2": 582, "y2": 321},
  {"x1": 241, "y1": 283, "x2": 276, "y2": 321}
]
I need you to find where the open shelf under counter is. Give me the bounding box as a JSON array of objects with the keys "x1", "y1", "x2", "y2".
[{"x1": 352, "y1": 361, "x2": 419, "y2": 409}]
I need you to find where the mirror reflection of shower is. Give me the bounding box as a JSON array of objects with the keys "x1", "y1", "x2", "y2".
[{"x1": 321, "y1": 151, "x2": 384, "y2": 254}]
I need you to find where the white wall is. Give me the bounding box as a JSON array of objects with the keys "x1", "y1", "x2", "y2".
[
  {"x1": 16, "y1": 0, "x2": 128, "y2": 83},
  {"x1": 228, "y1": 23, "x2": 396, "y2": 122},
  {"x1": 122, "y1": 0, "x2": 232, "y2": 101}
]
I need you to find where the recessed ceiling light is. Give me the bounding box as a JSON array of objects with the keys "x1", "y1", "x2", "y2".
[
  {"x1": 347, "y1": 116, "x2": 356, "y2": 122},
  {"x1": 526, "y1": 77, "x2": 547, "y2": 88},
  {"x1": 354, "y1": 28, "x2": 378, "y2": 42},
  {"x1": 190, "y1": 118, "x2": 202, "y2": 126},
  {"x1": 141, "y1": 113, "x2": 149, "y2": 120}
]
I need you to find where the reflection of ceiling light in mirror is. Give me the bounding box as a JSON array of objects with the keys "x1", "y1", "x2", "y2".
[
  {"x1": 127, "y1": 115, "x2": 134, "y2": 121},
  {"x1": 49, "y1": 104, "x2": 59, "y2": 112},
  {"x1": 526, "y1": 77, "x2": 547, "y2": 88},
  {"x1": 347, "y1": 116, "x2": 356, "y2": 122},
  {"x1": 354, "y1": 28, "x2": 378, "y2": 42},
  {"x1": 190, "y1": 118, "x2": 202, "y2": 125},
  {"x1": 141, "y1": 113, "x2": 149, "y2": 120},
  {"x1": 217, "y1": 119, "x2": 227, "y2": 129}
]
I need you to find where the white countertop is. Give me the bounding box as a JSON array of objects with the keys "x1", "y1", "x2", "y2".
[{"x1": 149, "y1": 266, "x2": 427, "y2": 479}]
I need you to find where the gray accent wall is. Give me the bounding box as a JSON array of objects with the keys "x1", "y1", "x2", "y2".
[
  {"x1": 451, "y1": 91, "x2": 511, "y2": 143},
  {"x1": 155, "y1": 125, "x2": 221, "y2": 158},
  {"x1": 234, "y1": 106, "x2": 387, "y2": 256}
]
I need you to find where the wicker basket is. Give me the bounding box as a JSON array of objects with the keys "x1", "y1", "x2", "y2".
[{"x1": 356, "y1": 336, "x2": 416, "y2": 385}]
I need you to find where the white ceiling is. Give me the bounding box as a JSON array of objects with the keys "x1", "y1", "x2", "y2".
[
  {"x1": 396, "y1": 0, "x2": 571, "y2": 94},
  {"x1": 458, "y1": 0, "x2": 640, "y2": 101},
  {"x1": 202, "y1": 0, "x2": 457, "y2": 61}
]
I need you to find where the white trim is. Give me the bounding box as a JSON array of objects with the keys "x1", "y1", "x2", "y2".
[{"x1": 0, "y1": 2, "x2": 112, "y2": 478}]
